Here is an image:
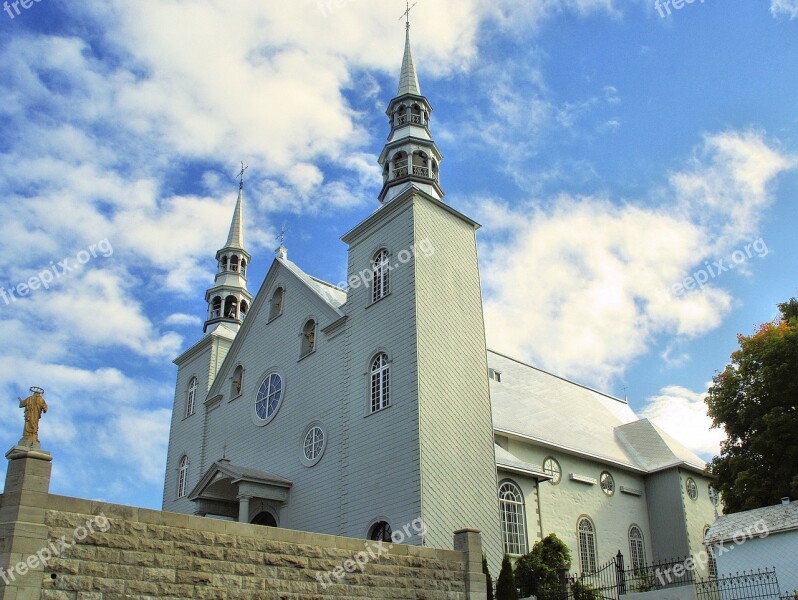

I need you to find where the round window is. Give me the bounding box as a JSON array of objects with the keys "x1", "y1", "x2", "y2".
[
  {"x1": 255, "y1": 373, "x2": 283, "y2": 424},
  {"x1": 543, "y1": 457, "x2": 562, "y2": 485},
  {"x1": 302, "y1": 424, "x2": 327, "y2": 467},
  {"x1": 600, "y1": 471, "x2": 615, "y2": 496},
  {"x1": 686, "y1": 478, "x2": 698, "y2": 501}
]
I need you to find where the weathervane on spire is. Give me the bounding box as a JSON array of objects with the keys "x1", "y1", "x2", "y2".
[
  {"x1": 400, "y1": 0, "x2": 417, "y2": 29},
  {"x1": 236, "y1": 161, "x2": 248, "y2": 190}
]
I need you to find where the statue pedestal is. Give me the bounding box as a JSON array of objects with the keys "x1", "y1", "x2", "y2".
[{"x1": 0, "y1": 446, "x2": 53, "y2": 599}]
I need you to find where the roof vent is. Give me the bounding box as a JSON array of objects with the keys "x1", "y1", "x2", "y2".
[{"x1": 782, "y1": 497, "x2": 791, "y2": 506}]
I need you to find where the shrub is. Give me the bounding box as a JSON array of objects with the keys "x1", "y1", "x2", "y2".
[
  {"x1": 483, "y1": 554, "x2": 494, "y2": 600},
  {"x1": 572, "y1": 582, "x2": 601, "y2": 600},
  {"x1": 514, "y1": 533, "x2": 572, "y2": 600},
  {"x1": 496, "y1": 555, "x2": 519, "y2": 600}
]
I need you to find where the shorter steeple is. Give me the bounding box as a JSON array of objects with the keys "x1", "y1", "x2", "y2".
[
  {"x1": 378, "y1": 21, "x2": 444, "y2": 204},
  {"x1": 203, "y1": 171, "x2": 254, "y2": 333}
]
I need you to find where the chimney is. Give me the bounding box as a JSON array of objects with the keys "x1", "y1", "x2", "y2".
[{"x1": 781, "y1": 497, "x2": 791, "y2": 506}]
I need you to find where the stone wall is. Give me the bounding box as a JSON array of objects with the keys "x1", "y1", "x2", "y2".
[{"x1": 1, "y1": 449, "x2": 486, "y2": 600}]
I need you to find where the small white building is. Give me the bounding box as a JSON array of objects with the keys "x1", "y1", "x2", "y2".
[{"x1": 705, "y1": 498, "x2": 798, "y2": 597}]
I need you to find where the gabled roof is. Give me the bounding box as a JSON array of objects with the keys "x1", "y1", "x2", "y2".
[
  {"x1": 616, "y1": 419, "x2": 705, "y2": 473},
  {"x1": 488, "y1": 350, "x2": 707, "y2": 474},
  {"x1": 705, "y1": 501, "x2": 798, "y2": 543},
  {"x1": 204, "y1": 254, "x2": 346, "y2": 400},
  {"x1": 188, "y1": 459, "x2": 292, "y2": 503},
  {"x1": 278, "y1": 257, "x2": 347, "y2": 310},
  {"x1": 495, "y1": 444, "x2": 551, "y2": 480}
]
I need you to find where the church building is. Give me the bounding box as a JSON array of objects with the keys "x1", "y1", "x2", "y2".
[{"x1": 162, "y1": 24, "x2": 717, "y2": 575}]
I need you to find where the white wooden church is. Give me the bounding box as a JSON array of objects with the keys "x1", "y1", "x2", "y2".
[{"x1": 163, "y1": 24, "x2": 717, "y2": 574}]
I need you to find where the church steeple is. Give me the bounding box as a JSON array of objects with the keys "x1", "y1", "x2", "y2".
[
  {"x1": 203, "y1": 172, "x2": 254, "y2": 333},
  {"x1": 378, "y1": 22, "x2": 444, "y2": 204},
  {"x1": 397, "y1": 26, "x2": 421, "y2": 97}
]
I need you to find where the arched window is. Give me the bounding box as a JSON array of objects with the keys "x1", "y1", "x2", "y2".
[
  {"x1": 269, "y1": 287, "x2": 284, "y2": 321},
  {"x1": 239, "y1": 300, "x2": 249, "y2": 321},
  {"x1": 252, "y1": 512, "x2": 277, "y2": 527},
  {"x1": 211, "y1": 296, "x2": 222, "y2": 319},
  {"x1": 392, "y1": 152, "x2": 408, "y2": 179},
  {"x1": 578, "y1": 517, "x2": 598, "y2": 574},
  {"x1": 412, "y1": 151, "x2": 429, "y2": 178},
  {"x1": 220, "y1": 256, "x2": 228, "y2": 272},
  {"x1": 224, "y1": 296, "x2": 238, "y2": 319},
  {"x1": 629, "y1": 526, "x2": 646, "y2": 571},
  {"x1": 177, "y1": 455, "x2": 189, "y2": 499},
  {"x1": 372, "y1": 249, "x2": 390, "y2": 303},
  {"x1": 240, "y1": 258, "x2": 247, "y2": 277},
  {"x1": 499, "y1": 481, "x2": 527, "y2": 556},
  {"x1": 369, "y1": 521, "x2": 393, "y2": 542},
  {"x1": 231, "y1": 365, "x2": 244, "y2": 398},
  {"x1": 185, "y1": 377, "x2": 198, "y2": 418},
  {"x1": 396, "y1": 105, "x2": 408, "y2": 125},
  {"x1": 370, "y1": 353, "x2": 390, "y2": 413},
  {"x1": 230, "y1": 255, "x2": 240, "y2": 272},
  {"x1": 410, "y1": 103, "x2": 422, "y2": 124},
  {"x1": 255, "y1": 373, "x2": 283, "y2": 423},
  {"x1": 301, "y1": 319, "x2": 316, "y2": 357}
]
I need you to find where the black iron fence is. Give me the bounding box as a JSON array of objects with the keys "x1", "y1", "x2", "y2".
[
  {"x1": 563, "y1": 552, "x2": 786, "y2": 600},
  {"x1": 563, "y1": 551, "x2": 697, "y2": 600},
  {"x1": 696, "y1": 569, "x2": 782, "y2": 600}
]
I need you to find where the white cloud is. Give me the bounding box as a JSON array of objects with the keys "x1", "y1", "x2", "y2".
[
  {"x1": 771, "y1": 0, "x2": 798, "y2": 19},
  {"x1": 96, "y1": 408, "x2": 172, "y2": 485},
  {"x1": 479, "y1": 131, "x2": 796, "y2": 387},
  {"x1": 165, "y1": 313, "x2": 203, "y2": 327},
  {"x1": 641, "y1": 385, "x2": 725, "y2": 458}
]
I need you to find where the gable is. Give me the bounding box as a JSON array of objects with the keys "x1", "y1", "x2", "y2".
[{"x1": 206, "y1": 256, "x2": 347, "y2": 400}]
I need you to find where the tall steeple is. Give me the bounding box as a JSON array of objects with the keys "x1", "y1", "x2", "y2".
[
  {"x1": 203, "y1": 170, "x2": 254, "y2": 333},
  {"x1": 378, "y1": 21, "x2": 444, "y2": 204}
]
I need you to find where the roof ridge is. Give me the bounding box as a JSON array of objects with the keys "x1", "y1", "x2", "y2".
[{"x1": 487, "y1": 348, "x2": 628, "y2": 405}]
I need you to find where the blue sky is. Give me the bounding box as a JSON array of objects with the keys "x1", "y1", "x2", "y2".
[{"x1": 1, "y1": 1, "x2": 796, "y2": 509}]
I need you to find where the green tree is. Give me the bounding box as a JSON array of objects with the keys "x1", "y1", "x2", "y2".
[
  {"x1": 495, "y1": 555, "x2": 519, "y2": 600},
  {"x1": 514, "y1": 534, "x2": 572, "y2": 600},
  {"x1": 483, "y1": 554, "x2": 495, "y2": 600},
  {"x1": 706, "y1": 297, "x2": 798, "y2": 512}
]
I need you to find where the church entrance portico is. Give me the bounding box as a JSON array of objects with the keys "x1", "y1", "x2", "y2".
[{"x1": 187, "y1": 458, "x2": 292, "y2": 524}]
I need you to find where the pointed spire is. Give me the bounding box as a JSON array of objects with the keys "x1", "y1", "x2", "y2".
[
  {"x1": 377, "y1": 17, "x2": 444, "y2": 204},
  {"x1": 225, "y1": 186, "x2": 245, "y2": 250},
  {"x1": 397, "y1": 25, "x2": 421, "y2": 97},
  {"x1": 203, "y1": 173, "x2": 253, "y2": 333}
]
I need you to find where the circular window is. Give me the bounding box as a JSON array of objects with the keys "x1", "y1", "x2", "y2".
[
  {"x1": 686, "y1": 478, "x2": 698, "y2": 501},
  {"x1": 543, "y1": 457, "x2": 562, "y2": 485},
  {"x1": 301, "y1": 424, "x2": 327, "y2": 467},
  {"x1": 255, "y1": 373, "x2": 283, "y2": 424},
  {"x1": 600, "y1": 471, "x2": 615, "y2": 496}
]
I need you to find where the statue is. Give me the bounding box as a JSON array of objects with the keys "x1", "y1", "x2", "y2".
[{"x1": 18, "y1": 386, "x2": 48, "y2": 447}]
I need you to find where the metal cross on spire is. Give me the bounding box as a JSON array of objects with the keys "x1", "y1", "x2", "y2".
[
  {"x1": 277, "y1": 222, "x2": 288, "y2": 248},
  {"x1": 236, "y1": 162, "x2": 248, "y2": 190},
  {"x1": 400, "y1": 0, "x2": 417, "y2": 29}
]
